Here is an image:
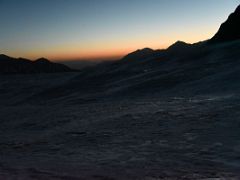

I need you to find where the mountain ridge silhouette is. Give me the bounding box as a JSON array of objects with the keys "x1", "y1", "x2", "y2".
[
  {"x1": 0, "y1": 54, "x2": 74, "y2": 74},
  {"x1": 210, "y1": 5, "x2": 240, "y2": 43}
]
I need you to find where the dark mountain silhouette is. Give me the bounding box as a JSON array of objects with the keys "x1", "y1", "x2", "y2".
[
  {"x1": 121, "y1": 48, "x2": 156, "y2": 62},
  {"x1": 210, "y1": 5, "x2": 240, "y2": 43},
  {"x1": 0, "y1": 54, "x2": 74, "y2": 74},
  {"x1": 35, "y1": 57, "x2": 51, "y2": 64},
  {"x1": 167, "y1": 41, "x2": 192, "y2": 52}
]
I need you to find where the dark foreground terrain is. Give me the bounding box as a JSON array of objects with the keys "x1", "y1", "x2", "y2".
[{"x1": 0, "y1": 57, "x2": 240, "y2": 180}]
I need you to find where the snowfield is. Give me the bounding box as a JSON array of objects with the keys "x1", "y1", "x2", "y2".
[{"x1": 0, "y1": 73, "x2": 240, "y2": 179}]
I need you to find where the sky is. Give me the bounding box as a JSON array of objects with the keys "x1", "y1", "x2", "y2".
[{"x1": 0, "y1": 0, "x2": 239, "y2": 61}]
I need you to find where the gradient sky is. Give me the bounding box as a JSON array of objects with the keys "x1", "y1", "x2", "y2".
[{"x1": 0, "y1": 0, "x2": 239, "y2": 61}]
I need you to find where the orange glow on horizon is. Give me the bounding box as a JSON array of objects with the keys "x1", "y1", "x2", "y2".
[
  {"x1": 3, "y1": 28, "x2": 216, "y2": 62},
  {"x1": 50, "y1": 49, "x2": 131, "y2": 61},
  {"x1": 47, "y1": 37, "x2": 170, "y2": 61}
]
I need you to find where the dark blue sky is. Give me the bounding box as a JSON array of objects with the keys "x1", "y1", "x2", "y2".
[{"x1": 0, "y1": 0, "x2": 239, "y2": 60}]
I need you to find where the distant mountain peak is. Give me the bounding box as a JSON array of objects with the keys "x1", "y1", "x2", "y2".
[
  {"x1": 167, "y1": 41, "x2": 191, "y2": 52},
  {"x1": 0, "y1": 54, "x2": 73, "y2": 74},
  {"x1": 168, "y1": 41, "x2": 188, "y2": 48},
  {"x1": 129, "y1": 48, "x2": 155, "y2": 56},
  {"x1": 0, "y1": 54, "x2": 10, "y2": 58},
  {"x1": 35, "y1": 57, "x2": 50, "y2": 63},
  {"x1": 209, "y1": 5, "x2": 240, "y2": 43},
  {"x1": 121, "y1": 48, "x2": 155, "y2": 62},
  {"x1": 0, "y1": 54, "x2": 13, "y2": 61},
  {"x1": 136, "y1": 48, "x2": 154, "y2": 53}
]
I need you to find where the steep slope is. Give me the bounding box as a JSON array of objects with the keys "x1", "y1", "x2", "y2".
[
  {"x1": 0, "y1": 54, "x2": 74, "y2": 74},
  {"x1": 210, "y1": 5, "x2": 240, "y2": 43}
]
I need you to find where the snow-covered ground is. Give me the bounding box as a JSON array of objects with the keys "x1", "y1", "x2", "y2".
[{"x1": 0, "y1": 73, "x2": 240, "y2": 179}]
